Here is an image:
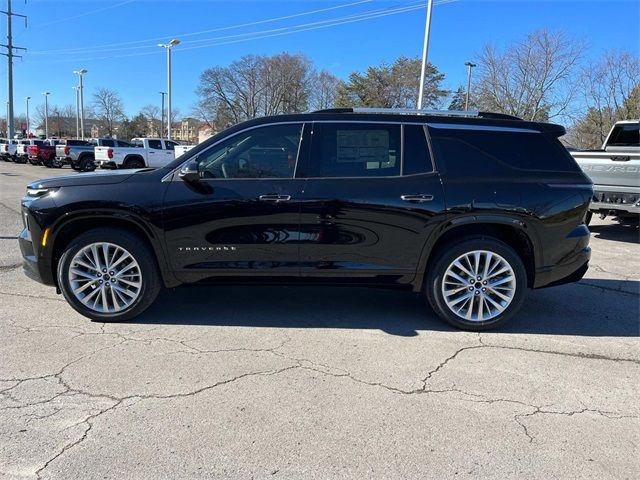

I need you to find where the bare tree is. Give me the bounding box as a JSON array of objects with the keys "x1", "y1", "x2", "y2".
[
  {"x1": 90, "y1": 88, "x2": 126, "y2": 136},
  {"x1": 310, "y1": 70, "x2": 340, "y2": 110},
  {"x1": 567, "y1": 50, "x2": 640, "y2": 147},
  {"x1": 474, "y1": 29, "x2": 585, "y2": 121},
  {"x1": 140, "y1": 104, "x2": 161, "y2": 136}
]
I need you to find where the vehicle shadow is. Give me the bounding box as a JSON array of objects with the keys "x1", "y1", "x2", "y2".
[
  {"x1": 132, "y1": 278, "x2": 639, "y2": 338},
  {"x1": 589, "y1": 222, "x2": 639, "y2": 244}
]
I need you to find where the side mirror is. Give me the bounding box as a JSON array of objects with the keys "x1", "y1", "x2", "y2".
[{"x1": 178, "y1": 159, "x2": 200, "y2": 183}]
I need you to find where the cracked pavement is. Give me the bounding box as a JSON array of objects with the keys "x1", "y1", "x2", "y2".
[{"x1": 1, "y1": 163, "x2": 639, "y2": 479}]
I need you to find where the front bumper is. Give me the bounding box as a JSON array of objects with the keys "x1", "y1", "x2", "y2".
[{"x1": 19, "y1": 228, "x2": 55, "y2": 286}]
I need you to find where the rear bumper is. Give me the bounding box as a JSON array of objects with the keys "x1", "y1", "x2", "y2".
[
  {"x1": 590, "y1": 186, "x2": 640, "y2": 215},
  {"x1": 96, "y1": 160, "x2": 117, "y2": 169},
  {"x1": 533, "y1": 223, "x2": 591, "y2": 288}
]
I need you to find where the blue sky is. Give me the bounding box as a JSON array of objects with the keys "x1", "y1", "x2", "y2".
[{"x1": 3, "y1": 0, "x2": 639, "y2": 118}]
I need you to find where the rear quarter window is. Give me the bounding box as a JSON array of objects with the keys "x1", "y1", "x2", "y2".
[{"x1": 427, "y1": 126, "x2": 580, "y2": 176}]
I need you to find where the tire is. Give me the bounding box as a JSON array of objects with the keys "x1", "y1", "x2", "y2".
[
  {"x1": 425, "y1": 237, "x2": 527, "y2": 331},
  {"x1": 123, "y1": 157, "x2": 145, "y2": 169},
  {"x1": 78, "y1": 155, "x2": 96, "y2": 172},
  {"x1": 29, "y1": 158, "x2": 40, "y2": 166},
  {"x1": 57, "y1": 228, "x2": 162, "y2": 322},
  {"x1": 584, "y1": 211, "x2": 592, "y2": 226},
  {"x1": 50, "y1": 157, "x2": 63, "y2": 168}
]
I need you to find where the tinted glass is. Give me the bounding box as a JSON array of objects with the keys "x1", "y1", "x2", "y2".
[
  {"x1": 33, "y1": 140, "x2": 44, "y2": 146},
  {"x1": 403, "y1": 124, "x2": 433, "y2": 175},
  {"x1": 101, "y1": 139, "x2": 114, "y2": 147},
  {"x1": 197, "y1": 123, "x2": 302, "y2": 179},
  {"x1": 309, "y1": 123, "x2": 400, "y2": 177},
  {"x1": 608, "y1": 124, "x2": 639, "y2": 146},
  {"x1": 116, "y1": 140, "x2": 133, "y2": 147},
  {"x1": 428, "y1": 126, "x2": 579, "y2": 175},
  {"x1": 164, "y1": 141, "x2": 177, "y2": 150},
  {"x1": 148, "y1": 140, "x2": 163, "y2": 150}
]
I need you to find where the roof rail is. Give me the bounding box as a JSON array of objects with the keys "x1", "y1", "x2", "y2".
[{"x1": 312, "y1": 107, "x2": 522, "y2": 121}]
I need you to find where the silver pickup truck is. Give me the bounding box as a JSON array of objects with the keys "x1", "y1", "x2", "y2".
[{"x1": 570, "y1": 120, "x2": 639, "y2": 225}]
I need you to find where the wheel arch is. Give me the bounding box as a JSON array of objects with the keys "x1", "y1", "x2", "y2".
[
  {"x1": 123, "y1": 155, "x2": 146, "y2": 168},
  {"x1": 414, "y1": 215, "x2": 539, "y2": 291},
  {"x1": 49, "y1": 212, "x2": 179, "y2": 289}
]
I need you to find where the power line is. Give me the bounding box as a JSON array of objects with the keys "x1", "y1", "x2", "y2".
[
  {"x1": 30, "y1": 0, "x2": 374, "y2": 54},
  {"x1": 1, "y1": 0, "x2": 27, "y2": 139},
  {"x1": 31, "y1": 0, "x2": 136, "y2": 28},
  {"x1": 28, "y1": 0, "x2": 457, "y2": 63}
]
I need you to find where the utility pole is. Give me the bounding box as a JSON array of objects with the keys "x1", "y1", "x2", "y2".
[
  {"x1": 42, "y1": 91, "x2": 49, "y2": 138},
  {"x1": 417, "y1": 0, "x2": 434, "y2": 110},
  {"x1": 159, "y1": 91, "x2": 166, "y2": 138},
  {"x1": 1, "y1": 0, "x2": 28, "y2": 139},
  {"x1": 464, "y1": 61, "x2": 477, "y2": 111}
]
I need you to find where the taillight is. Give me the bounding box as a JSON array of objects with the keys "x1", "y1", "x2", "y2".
[
  {"x1": 64, "y1": 146, "x2": 70, "y2": 155},
  {"x1": 107, "y1": 148, "x2": 113, "y2": 159}
]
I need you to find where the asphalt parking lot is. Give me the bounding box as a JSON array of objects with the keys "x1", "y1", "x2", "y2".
[{"x1": 0, "y1": 161, "x2": 638, "y2": 479}]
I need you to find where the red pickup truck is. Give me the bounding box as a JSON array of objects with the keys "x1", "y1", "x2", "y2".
[{"x1": 27, "y1": 139, "x2": 64, "y2": 168}]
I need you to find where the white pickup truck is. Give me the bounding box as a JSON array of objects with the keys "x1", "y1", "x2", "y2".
[
  {"x1": 94, "y1": 138, "x2": 183, "y2": 169},
  {"x1": 570, "y1": 120, "x2": 639, "y2": 225}
]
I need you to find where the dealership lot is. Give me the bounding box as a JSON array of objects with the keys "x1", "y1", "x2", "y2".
[{"x1": 0, "y1": 162, "x2": 638, "y2": 479}]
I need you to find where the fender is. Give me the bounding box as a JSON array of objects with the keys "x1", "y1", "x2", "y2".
[
  {"x1": 411, "y1": 213, "x2": 541, "y2": 292},
  {"x1": 47, "y1": 209, "x2": 180, "y2": 288}
]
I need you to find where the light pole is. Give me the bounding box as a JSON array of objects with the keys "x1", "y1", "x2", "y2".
[
  {"x1": 41, "y1": 91, "x2": 50, "y2": 139},
  {"x1": 158, "y1": 39, "x2": 180, "y2": 139},
  {"x1": 159, "y1": 91, "x2": 166, "y2": 137},
  {"x1": 72, "y1": 86, "x2": 80, "y2": 138},
  {"x1": 417, "y1": 0, "x2": 434, "y2": 110},
  {"x1": 464, "y1": 61, "x2": 477, "y2": 111},
  {"x1": 24, "y1": 96, "x2": 30, "y2": 136},
  {"x1": 73, "y1": 69, "x2": 87, "y2": 139}
]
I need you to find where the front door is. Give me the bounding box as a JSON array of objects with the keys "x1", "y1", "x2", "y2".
[
  {"x1": 162, "y1": 122, "x2": 307, "y2": 283},
  {"x1": 297, "y1": 122, "x2": 445, "y2": 286}
]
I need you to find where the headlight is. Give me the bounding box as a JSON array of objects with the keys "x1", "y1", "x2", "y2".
[{"x1": 26, "y1": 187, "x2": 58, "y2": 198}]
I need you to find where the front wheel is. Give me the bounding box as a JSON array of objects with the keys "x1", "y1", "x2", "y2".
[
  {"x1": 57, "y1": 228, "x2": 161, "y2": 322},
  {"x1": 425, "y1": 237, "x2": 527, "y2": 331}
]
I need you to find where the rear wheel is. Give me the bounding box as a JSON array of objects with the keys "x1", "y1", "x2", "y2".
[
  {"x1": 78, "y1": 155, "x2": 96, "y2": 172},
  {"x1": 57, "y1": 228, "x2": 161, "y2": 322},
  {"x1": 425, "y1": 237, "x2": 527, "y2": 331},
  {"x1": 123, "y1": 158, "x2": 144, "y2": 169}
]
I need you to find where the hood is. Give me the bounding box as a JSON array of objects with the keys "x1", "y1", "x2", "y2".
[{"x1": 27, "y1": 169, "x2": 143, "y2": 189}]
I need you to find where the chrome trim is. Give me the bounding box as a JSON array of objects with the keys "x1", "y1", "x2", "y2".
[
  {"x1": 427, "y1": 123, "x2": 538, "y2": 134},
  {"x1": 353, "y1": 108, "x2": 481, "y2": 117}
]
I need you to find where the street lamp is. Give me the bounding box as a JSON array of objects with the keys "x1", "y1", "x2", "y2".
[
  {"x1": 41, "y1": 91, "x2": 50, "y2": 138},
  {"x1": 24, "y1": 96, "x2": 30, "y2": 136},
  {"x1": 72, "y1": 86, "x2": 80, "y2": 138},
  {"x1": 159, "y1": 91, "x2": 166, "y2": 137},
  {"x1": 158, "y1": 39, "x2": 180, "y2": 139},
  {"x1": 417, "y1": 0, "x2": 434, "y2": 109},
  {"x1": 464, "y1": 61, "x2": 477, "y2": 111},
  {"x1": 73, "y1": 69, "x2": 88, "y2": 139}
]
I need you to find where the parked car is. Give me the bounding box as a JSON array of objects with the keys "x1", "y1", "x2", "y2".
[
  {"x1": 94, "y1": 137, "x2": 180, "y2": 169},
  {"x1": 0, "y1": 139, "x2": 20, "y2": 161},
  {"x1": 16, "y1": 139, "x2": 44, "y2": 164},
  {"x1": 55, "y1": 138, "x2": 127, "y2": 172},
  {"x1": 27, "y1": 139, "x2": 64, "y2": 167},
  {"x1": 174, "y1": 144, "x2": 195, "y2": 157},
  {"x1": 570, "y1": 120, "x2": 639, "y2": 225},
  {"x1": 19, "y1": 108, "x2": 592, "y2": 330}
]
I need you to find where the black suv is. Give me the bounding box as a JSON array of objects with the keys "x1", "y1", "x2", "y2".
[{"x1": 19, "y1": 109, "x2": 592, "y2": 330}]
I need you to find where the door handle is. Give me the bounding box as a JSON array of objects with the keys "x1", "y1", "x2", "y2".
[
  {"x1": 400, "y1": 194, "x2": 434, "y2": 203},
  {"x1": 258, "y1": 194, "x2": 291, "y2": 202}
]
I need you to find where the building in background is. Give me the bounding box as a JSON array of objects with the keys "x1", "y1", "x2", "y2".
[{"x1": 171, "y1": 118, "x2": 201, "y2": 143}]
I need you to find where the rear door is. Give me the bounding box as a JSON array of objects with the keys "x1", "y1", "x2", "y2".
[
  {"x1": 147, "y1": 139, "x2": 173, "y2": 167},
  {"x1": 297, "y1": 122, "x2": 445, "y2": 285},
  {"x1": 162, "y1": 122, "x2": 308, "y2": 283}
]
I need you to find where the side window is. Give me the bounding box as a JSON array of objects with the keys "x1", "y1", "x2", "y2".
[
  {"x1": 148, "y1": 140, "x2": 163, "y2": 150},
  {"x1": 607, "y1": 124, "x2": 639, "y2": 146},
  {"x1": 197, "y1": 123, "x2": 302, "y2": 179},
  {"x1": 164, "y1": 140, "x2": 177, "y2": 151},
  {"x1": 101, "y1": 139, "x2": 114, "y2": 147},
  {"x1": 428, "y1": 126, "x2": 579, "y2": 175},
  {"x1": 309, "y1": 123, "x2": 400, "y2": 177},
  {"x1": 403, "y1": 124, "x2": 433, "y2": 175}
]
